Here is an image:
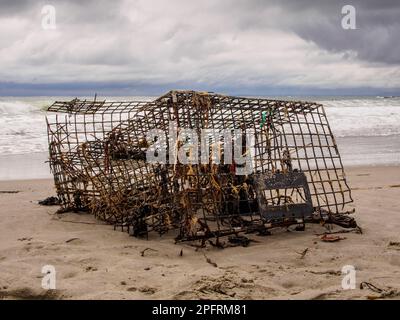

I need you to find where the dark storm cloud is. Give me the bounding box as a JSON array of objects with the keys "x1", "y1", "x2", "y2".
[
  {"x1": 0, "y1": 0, "x2": 32, "y2": 15},
  {"x1": 0, "y1": 0, "x2": 123, "y2": 21},
  {"x1": 3, "y1": 0, "x2": 399, "y2": 65},
  {"x1": 0, "y1": 0, "x2": 399, "y2": 94},
  {"x1": 179, "y1": 0, "x2": 400, "y2": 65},
  {"x1": 271, "y1": 0, "x2": 400, "y2": 64}
]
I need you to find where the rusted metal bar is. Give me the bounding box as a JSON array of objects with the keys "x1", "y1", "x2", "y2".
[{"x1": 45, "y1": 90, "x2": 355, "y2": 243}]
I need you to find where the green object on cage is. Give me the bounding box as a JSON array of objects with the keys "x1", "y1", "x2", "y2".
[{"x1": 260, "y1": 111, "x2": 267, "y2": 128}]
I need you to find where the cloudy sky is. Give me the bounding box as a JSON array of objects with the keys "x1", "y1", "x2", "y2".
[{"x1": 1, "y1": 0, "x2": 400, "y2": 96}]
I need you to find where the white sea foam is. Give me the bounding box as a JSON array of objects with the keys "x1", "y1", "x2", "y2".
[
  {"x1": 321, "y1": 98, "x2": 400, "y2": 138},
  {"x1": 0, "y1": 99, "x2": 49, "y2": 155},
  {"x1": 0, "y1": 97, "x2": 399, "y2": 166}
]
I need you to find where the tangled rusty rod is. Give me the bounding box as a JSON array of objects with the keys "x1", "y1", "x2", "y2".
[{"x1": 46, "y1": 90, "x2": 356, "y2": 243}]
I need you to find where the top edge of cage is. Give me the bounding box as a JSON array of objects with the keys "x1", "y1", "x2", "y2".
[{"x1": 46, "y1": 90, "x2": 323, "y2": 115}]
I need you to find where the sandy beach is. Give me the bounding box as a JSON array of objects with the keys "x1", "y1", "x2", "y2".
[{"x1": 0, "y1": 165, "x2": 399, "y2": 300}]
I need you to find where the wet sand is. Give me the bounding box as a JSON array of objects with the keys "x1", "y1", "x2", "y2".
[{"x1": 0, "y1": 165, "x2": 399, "y2": 299}]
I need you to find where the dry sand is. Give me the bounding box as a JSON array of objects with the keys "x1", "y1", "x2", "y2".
[{"x1": 0, "y1": 165, "x2": 399, "y2": 300}]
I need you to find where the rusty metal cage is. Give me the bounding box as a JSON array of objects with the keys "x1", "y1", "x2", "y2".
[{"x1": 46, "y1": 90, "x2": 355, "y2": 243}]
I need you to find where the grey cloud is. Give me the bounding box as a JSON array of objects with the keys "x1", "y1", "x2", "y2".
[
  {"x1": 0, "y1": 0, "x2": 400, "y2": 92},
  {"x1": 209, "y1": 0, "x2": 400, "y2": 64},
  {"x1": 271, "y1": 0, "x2": 400, "y2": 64},
  {"x1": 0, "y1": 0, "x2": 31, "y2": 15}
]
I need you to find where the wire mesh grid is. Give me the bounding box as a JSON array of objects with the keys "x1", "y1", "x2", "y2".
[{"x1": 46, "y1": 90, "x2": 354, "y2": 243}]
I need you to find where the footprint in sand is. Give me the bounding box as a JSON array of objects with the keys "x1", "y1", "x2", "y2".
[
  {"x1": 280, "y1": 280, "x2": 297, "y2": 289},
  {"x1": 22, "y1": 243, "x2": 32, "y2": 252},
  {"x1": 127, "y1": 287, "x2": 137, "y2": 292},
  {"x1": 0, "y1": 287, "x2": 60, "y2": 300},
  {"x1": 85, "y1": 266, "x2": 98, "y2": 272},
  {"x1": 17, "y1": 237, "x2": 33, "y2": 241},
  {"x1": 63, "y1": 271, "x2": 78, "y2": 279},
  {"x1": 138, "y1": 286, "x2": 157, "y2": 295}
]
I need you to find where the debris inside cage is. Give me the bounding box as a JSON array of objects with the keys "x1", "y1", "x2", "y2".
[{"x1": 45, "y1": 90, "x2": 357, "y2": 244}]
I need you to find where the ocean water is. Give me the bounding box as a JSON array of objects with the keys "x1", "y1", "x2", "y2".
[{"x1": 0, "y1": 96, "x2": 399, "y2": 179}]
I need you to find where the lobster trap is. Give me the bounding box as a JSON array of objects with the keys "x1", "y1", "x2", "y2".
[{"x1": 46, "y1": 90, "x2": 355, "y2": 243}]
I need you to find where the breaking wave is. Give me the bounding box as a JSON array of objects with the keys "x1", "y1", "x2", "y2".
[{"x1": 0, "y1": 96, "x2": 399, "y2": 155}]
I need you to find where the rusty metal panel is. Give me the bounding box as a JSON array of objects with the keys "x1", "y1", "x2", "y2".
[{"x1": 253, "y1": 171, "x2": 313, "y2": 220}]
